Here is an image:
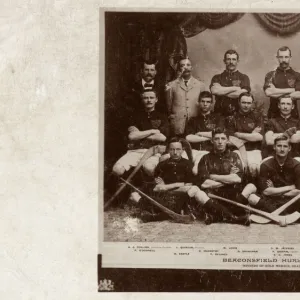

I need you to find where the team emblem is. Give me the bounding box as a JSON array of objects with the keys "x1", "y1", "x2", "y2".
[
  {"x1": 151, "y1": 119, "x2": 161, "y2": 128},
  {"x1": 248, "y1": 122, "x2": 255, "y2": 129},
  {"x1": 287, "y1": 78, "x2": 295, "y2": 88},
  {"x1": 232, "y1": 79, "x2": 241, "y2": 87}
]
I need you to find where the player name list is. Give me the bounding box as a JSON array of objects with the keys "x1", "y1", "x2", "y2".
[{"x1": 102, "y1": 242, "x2": 300, "y2": 270}]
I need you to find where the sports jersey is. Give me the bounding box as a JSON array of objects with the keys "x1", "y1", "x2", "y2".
[
  {"x1": 127, "y1": 109, "x2": 169, "y2": 150},
  {"x1": 263, "y1": 67, "x2": 300, "y2": 118},
  {"x1": 154, "y1": 157, "x2": 193, "y2": 184},
  {"x1": 210, "y1": 70, "x2": 251, "y2": 117},
  {"x1": 185, "y1": 112, "x2": 224, "y2": 151},
  {"x1": 226, "y1": 111, "x2": 264, "y2": 151}
]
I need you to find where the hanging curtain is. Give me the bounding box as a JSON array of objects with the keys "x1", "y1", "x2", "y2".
[
  {"x1": 197, "y1": 13, "x2": 244, "y2": 29},
  {"x1": 255, "y1": 13, "x2": 300, "y2": 35}
]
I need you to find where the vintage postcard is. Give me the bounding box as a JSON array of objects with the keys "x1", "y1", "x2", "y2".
[{"x1": 99, "y1": 7, "x2": 300, "y2": 293}]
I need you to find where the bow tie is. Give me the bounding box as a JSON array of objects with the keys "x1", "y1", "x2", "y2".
[{"x1": 144, "y1": 83, "x2": 153, "y2": 88}]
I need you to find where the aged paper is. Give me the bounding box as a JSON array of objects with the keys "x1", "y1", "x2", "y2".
[{"x1": 1, "y1": 0, "x2": 300, "y2": 299}]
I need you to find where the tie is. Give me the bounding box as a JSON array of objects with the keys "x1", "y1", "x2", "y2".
[
  {"x1": 144, "y1": 83, "x2": 153, "y2": 88},
  {"x1": 184, "y1": 80, "x2": 188, "y2": 87}
]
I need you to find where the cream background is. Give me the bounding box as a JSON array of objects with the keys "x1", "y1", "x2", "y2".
[{"x1": 1, "y1": 0, "x2": 300, "y2": 299}]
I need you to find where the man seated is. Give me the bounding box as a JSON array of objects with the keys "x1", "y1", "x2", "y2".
[
  {"x1": 225, "y1": 92, "x2": 264, "y2": 178},
  {"x1": 185, "y1": 91, "x2": 224, "y2": 175},
  {"x1": 130, "y1": 137, "x2": 201, "y2": 222},
  {"x1": 264, "y1": 96, "x2": 300, "y2": 160},
  {"x1": 112, "y1": 89, "x2": 169, "y2": 178},
  {"x1": 193, "y1": 127, "x2": 256, "y2": 225},
  {"x1": 248, "y1": 135, "x2": 300, "y2": 214}
]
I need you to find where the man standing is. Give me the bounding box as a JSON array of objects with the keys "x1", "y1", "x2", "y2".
[
  {"x1": 125, "y1": 60, "x2": 165, "y2": 113},
  {"x1": 193, "y1": 127, "x2": 256, "y2": 225},
  {"x1": 264, "y1": 46, "x2": 300, "y2": 118},
  {"x1": 112, "y1": 89, "x2": 169, "y2": 177},
  {"x1": 185, "y1": 91, "x2": 224, "y2": 174},
  {"x1": 264, "y1": 96, "x2": 300, "y2": 159},
  {"x1": 210, "y1": 49, "x2": 251, "y2": 117},
  {"x1": 226, "y1": 92, "x2": 264, "y2": 177},
  {"x1": 165, "y1": 57, "x2": 206, "y2": 135},
  {"x1": 248, "y1": 135, "x2": 300, "y2": 214}
]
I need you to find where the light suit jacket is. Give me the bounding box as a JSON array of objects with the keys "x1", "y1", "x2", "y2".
[{"x1": 165, "y1": 76, "x2": 206, "y2": 135}]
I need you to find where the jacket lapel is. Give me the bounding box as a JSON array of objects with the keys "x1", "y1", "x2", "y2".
[{"x1": 179, "y1": 78, "x2": 188, "y2": 91}]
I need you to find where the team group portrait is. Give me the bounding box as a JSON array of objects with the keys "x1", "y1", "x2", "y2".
[{"x1": 103, "y1": 12, "x2": 300, "y2": 243}]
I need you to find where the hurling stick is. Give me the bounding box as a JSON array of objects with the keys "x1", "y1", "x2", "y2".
[
  {"x1": 208, "y1": 193, "x2": 288, "y2": 226},
  {"x1": 250, "y1": 193, "x2": 300, "y2": 224},
  {"x1": 121, "y1": 178, "x2": 194, "y2": 224},
  {"x1": 104, "y1": 145, "x2": 166, "y2": 210}
]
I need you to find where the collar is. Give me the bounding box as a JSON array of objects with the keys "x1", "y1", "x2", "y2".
[
  {"x1": 224, "y1": 69, "x2": 239, "y2": 76},
  {"x1": 275, "y1": 155, "x2": 289, "y2": 167},
  {"x1": 200, "y1": 111, "x2": 211, "y2": 117},
  {"x1": 238, "y1": 110, "x2": 252, "y2": 117},
  {"x1": 142, "y1": 79, "x2": 154, "y2": 87},
  {"x1": 279, "y1": 114, "x2": 292, "y2": 121},
  {"x1": 143, "y1": 108, "x2": 156, "y2": 115},
  {"x1": 276, "y1": 66, "x2": 293, "y2": 73},
  {"x1": 181, "y1": 77, "x2": 192, "y2": 85},
  {"x1": 213, "y1": 148, "x2": 230, "y2": 157}
]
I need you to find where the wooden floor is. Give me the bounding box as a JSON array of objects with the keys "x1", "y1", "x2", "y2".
[{"x1": 103, "y1": 207, "x2": 300, "y2": 243}]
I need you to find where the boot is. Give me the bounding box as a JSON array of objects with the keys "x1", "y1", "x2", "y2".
[{"x1": 203, "y1": 199, "x2": 250, "y2": 226}]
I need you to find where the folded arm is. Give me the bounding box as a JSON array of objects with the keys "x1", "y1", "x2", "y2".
[
  {"x1": 186, "y1": 134, "x2": 210, "y2": 143},
  {"x1": 265, "y1": 84, "x2": 295, "y2": 98},
  {"x1": 128, "y1": 128, "x2": 158, "y2": 141},
  {"x1": 263, "y1": 185, "x2": 295, "y2": 196},
  {"x1": 211, "y1": 83, "x2": 240, "y2": 96},
  {"x1": 234, "y1": 132, "x2": 263, "y2": 142},
  {"x1": 153, "y1": 182, "x2": 186, "y2": 192},
  {"x1": 147, "y1": 133, "x2": 167, "y2": 142},
  {"x1": 226, "y1": 88, "x2": 248, "y2": 99},
  {"x1": 209, "y1": 174, "x2": 241, "y2": 185},
  {"x1": 201, "y1": 179, "x2": 224, "y2": 189},
  {"x1": 283, "y1": 189, "x2": 300, "y2": 197}
]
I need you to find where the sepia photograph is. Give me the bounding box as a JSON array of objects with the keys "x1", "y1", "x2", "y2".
[
  {"x1": 99, "y1": 10, "x2": 300, "y2": 292},
  {"x1": 102, "y1": 11, "x2": 300, "y2": 243}
]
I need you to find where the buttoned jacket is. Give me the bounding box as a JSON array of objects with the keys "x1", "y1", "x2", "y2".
[{"x1": 165, "y1": 76, "x2": 206, "y2": 135}]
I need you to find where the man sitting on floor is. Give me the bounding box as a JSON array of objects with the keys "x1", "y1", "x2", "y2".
[
  {"x1": 130, "y1": 137, "x2": 201, "y2": 222},
  {"x1": 112, "y1": 88, "x2": 169, "y2": 178},
  {"x1": 185, "y1": 91, "x2": 224, "y2": 175},
  {"x1": 193, "y1": 127, "x2": 256, "y2": 225},
  {"x1": 247, "y1": 134, "x2": 300, "y2": 214},
  {"x1": 264, "y1": 95, "x2": 300, "y2": 160},
  {"x1": 225, "y1": 92, "x2": 264, "y2": 178}
]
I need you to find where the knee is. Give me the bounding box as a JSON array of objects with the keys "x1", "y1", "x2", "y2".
[
  {"x1": 187, "y1": 185, "x2": 200, "y2": 197},
  {"x1": 242, "y1": 183, "x2": 257, "y2": 198},
  {"x1": 143, "y1": 161, "x2": 157, "y2": 176},
  {"x1": 193, "y1": 188, "x2": 209, "y2": 205},
  {"x1": 112, "y1": 163, "x2": 126, "y2": 176}
]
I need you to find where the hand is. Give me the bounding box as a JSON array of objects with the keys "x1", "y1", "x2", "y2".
[
  {"x1": 285, "y1": 127, "x2": 297, "y2": 137},
  {"x1": 268, "y1": 83, "x2": 276, "y2": 89},
  {"x1": 151, "y1": 129, "x2": 160, "y2": 134},
  {"x1": 266, "y1": 179, "x2": 274, "y2": 188},
  {"x1": 252, "y1": 126, "x2": 262, "y2": 133},
  {"x1": 155, "y1": 177, "x2": 165, "y2": 185},
  {"x1": 230, "y1": 165, "x2": 240, "y2": 174}
]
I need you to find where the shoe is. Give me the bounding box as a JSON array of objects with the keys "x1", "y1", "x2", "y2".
[{"x1": 204, "y1": 213, "x2": 214, "y2": 225}]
